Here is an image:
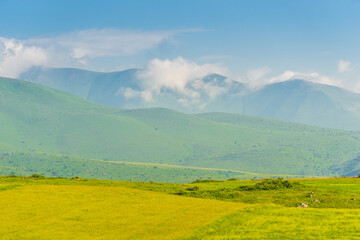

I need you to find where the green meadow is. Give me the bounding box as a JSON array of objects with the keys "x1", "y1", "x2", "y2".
[
  {"x1": 0, "y1": 151, "x2": 274, "y2": 183},
  {"x1": 1, "y1": 176, "x2": 360, "y2": 239}
]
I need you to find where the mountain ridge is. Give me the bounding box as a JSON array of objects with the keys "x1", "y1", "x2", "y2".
[
  {"x1": 19, "y1": 67, "x2": 360, "y2": 131},
  {"x1": 1, "y1": 76, "x2": 360, "y2": 178}
]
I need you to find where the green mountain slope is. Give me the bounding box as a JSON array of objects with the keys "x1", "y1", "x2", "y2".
[
  {"x1": 21, "y1": 67, "x2": 247, "y2": 113},
  {"x1": 0, "y1": 152, "x2": 270, "y2": 183},
  {"x1": 19, "y1": 67, "x2": 100, "y2": 99},
  {"x1": 21, "y1": 68, "x2": 360, "y2": 131},
  {"x1": 1, "y1": 77, "x2": 360, "y2": 177}
]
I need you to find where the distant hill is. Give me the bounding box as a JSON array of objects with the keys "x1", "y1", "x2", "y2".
[
  {"x1": 21, "y1": 67, "x2": 247, "y2": 113},
  {"x1": 1, "y1": 76, "x2": 360, "y2": 179},
  {"x1": 20, "y1": 67, "x2": 99, "y2": 99},
  {"x1": 20, "y1": 67, "x2": 360, "y2": 131},
  {"x1": 243, "y1": 79, "x2": 360, "y2": 131}
]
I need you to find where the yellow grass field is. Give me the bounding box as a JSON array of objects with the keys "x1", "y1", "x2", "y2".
[
  {"x1": 186, "y1": 205, "x2": 360, "y2": 240},
  {"x1": 0, "y1": 184, "x2": 244, "y2": 240},
  {"x1": 2, "y1": 177, "x2": 360, "y2": 239}
]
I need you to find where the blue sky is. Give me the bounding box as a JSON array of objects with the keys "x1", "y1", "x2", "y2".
[{"x1": 0, "y1": 0, "x2": 359, "y2": 90}]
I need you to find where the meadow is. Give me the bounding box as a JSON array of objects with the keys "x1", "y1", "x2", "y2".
[
  {"x1": 1, "y1": 176, "x2": 360, "y2": 239},
  {"x1": 0, "y1": 151, "x2": 273, "y2": 183}
]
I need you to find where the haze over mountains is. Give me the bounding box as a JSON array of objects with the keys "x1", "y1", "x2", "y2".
[
  {"x1": 1, "y1": 76, "x2": 360, "y2": 180},
  {"x1": 21, "y1": 67, "x2": 360, "y2": 131}
]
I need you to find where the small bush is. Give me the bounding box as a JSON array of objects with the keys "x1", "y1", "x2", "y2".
[
  {"x1": 191, "y1": 179, "x2": 222, "y2": 183},
  {"x1": 227, "y1": 178, "x2": 238, "y2": 181},
  {"x1": 174, "y1": 191, "x2": 186, "y2": 196},
  {"x1": 5, "y1": 175, "x2": 18, "y2": 178},
  {"x1": 29, "y1": 174, "x2": 45, "y2": 179},
  {"x1": 186, "y1": 186, "x2": 199, "y2": 191},
  {"x1": 240, "y1": 178, "x2": 294, "y2": 191}
]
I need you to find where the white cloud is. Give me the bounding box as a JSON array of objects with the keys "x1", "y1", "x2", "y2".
[
  {"x1": 116, "y1": 87, "x2": 140, "y2": 99},
  {"x1": 191, "y1": 79, "x2": 228, "y2": 100},
  {"x1": 246, "y1": 66, "x2": 271, "y2": 88},
  {"x1": 0, "y1": 28, "x2": 195, "y2": 78},
  {"x1": 136, "y1": 57, "x2": 227, "y2": 101},
  {"x1": 268, "y1": 70, "x2": 341, "y2": 87},
  {"x1": 260, "y1": 67, "x2": 360, "y2": 92},
  {"x1": 338, "y1": 59, "x2": 351, "y2": 73},
  {"x1": 0, "y1": 38, "x2": 48, "y2": 78},
  {"x1": 33, "y1": 29, "x2": 177, "y2": 59}
]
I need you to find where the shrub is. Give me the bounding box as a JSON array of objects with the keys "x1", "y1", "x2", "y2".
[
  {"x1": 191, "y1": 179, "x2": 222, "y2": 183},
  {"x1": 240, "y1": 178, "x2": 294, "y2": 191},
  {"x1": 174, "y1": 191, "x2": 186, "y2": 196},
  {"x1": 186, "y1": 186, "x2": 199, "y2": 191},
  {"x1": 29, "y1": 174, "x2": 45, "y2": 179},
  {"x1": 227, "y1": 178, "x2": 238, "y2": 181}
]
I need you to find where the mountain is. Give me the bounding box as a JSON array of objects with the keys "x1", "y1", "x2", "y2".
[
  {"x1": 20, "y1": 67, "x2": 360, "y2": 131},
  {"x1": 1, "y1": 76, "x2": 360, "y2": 179},
  {"x1": 20, "y1": 67, "x2": 98, "y2": 99},
  {"x1": 243, "y1": 79, "x2": 360, "y2": 131},
  {"x1": 21, "y1": 67, "x2": 247, "y2": 113}
]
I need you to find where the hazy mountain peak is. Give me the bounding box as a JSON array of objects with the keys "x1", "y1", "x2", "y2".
[{"x1": 18, "y1": 67, "x2": 360, "y2": 131}]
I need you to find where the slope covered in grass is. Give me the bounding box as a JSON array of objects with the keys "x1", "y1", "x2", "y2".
[
  {"x1": 21, "y1": 68, "x2": 360, "y2": 131},
  {"x1": 1, "y1": 77, "x2": 360, "y2": 177},
  {"x1": 1, "y1": 177, "x2": 360, "y2": 239},
  {"x1": 186, "y1": 206, "x2": 360, "y2": 240},
  {"x1": 0, "y1": 152, "x2": 269, "y2": 183},
  {"x1": 0, "y1": 178, "x2": 243, "y2": 239}
]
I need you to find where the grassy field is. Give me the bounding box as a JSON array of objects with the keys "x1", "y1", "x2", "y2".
[
  {"x1": 1, "y1": 77, "x2": 360, "y2": 180},
  {"x1": 0, "y1": 152, "x2": 281, "y2": 183},
  {"x1": 0, "y1": 184, "x2": 244, "y2": 239},
  {"x1": 1, "y1": 176, "x2": 360, "y2": 239}
]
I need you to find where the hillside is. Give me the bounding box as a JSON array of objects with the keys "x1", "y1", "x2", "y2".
[
  {"x1": 1, "y1": 77, "x2": 360, "y2": 178},
  {"x1": 20, "y1": 67, "x2": 360, "y2": 131},
  {"x1": 0, "y1": 176, "x2": 243, "y2": 239},
  {"x1": 0, "y1": 151, "x2": 271, "y2": 183},
  {"x1": 243, "y1": 79, "x2": 360, "y2": 131},
  {"x1": 1, "y1": 176, "x2": 360, "y2": 239},
  {"x1": 21, "y1": 67, "x2": 247, "y2": 112},
  {"x1": 19, "y1": 67, "x2": 101, "y2": 99}
]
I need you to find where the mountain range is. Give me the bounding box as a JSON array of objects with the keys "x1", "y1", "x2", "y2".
[
  {"x1": 21, "y1": 67, "x2": 360, "y2": 131},
  {"x1": 1, "y1": 76, "x2": 360, "y2": 181}
]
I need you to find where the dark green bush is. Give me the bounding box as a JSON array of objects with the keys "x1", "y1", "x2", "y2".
[
  {"x1": 174, "y1": 191, "x2": 186, "y2": 196},
  {"x1": 191, "y1": 179, "x2": 222, "y2": 183},
  {"x1": 29, "y1": 174, "x2": 45, "y2": 179},
  {"x1": 227, "y1": 178, "x2": 238, "y2": 181},
  {"x1": 240, "y1": 178, "x2": 294, "y2": 191},
  {"x1": 186, "y1": 186, "x2": 199, "y2": 191}
]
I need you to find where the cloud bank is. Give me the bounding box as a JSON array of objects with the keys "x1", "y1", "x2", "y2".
[
  {"x1": 268, "y1": 71, "x2": 341, "y2": 86},
  {"x1": 135, "y1": 57, "x2": 229, "y2": 103},
  {"x1": 0, "y1": 29, "x2": 190, "y2": 78},
  {"x1": 245, "y1": 66, "x2": 360, "y2": 92},
  {"x1": 0, "y1": 28, "x2": 359, "y2": 94},
  {"x1": 246, "y1": 66, "x2": 271, "y2": 88},
  {"x1": 0, "y1": 37, "x2": 48, "y2": 78}
]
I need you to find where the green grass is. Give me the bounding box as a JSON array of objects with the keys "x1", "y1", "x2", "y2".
[
  {"x1": 185, "y1": 205, "x2": 360, "y2": 240},
  {"x1": 1, "y1": 77, "x2": 360, "y2": 180},
  {"x1": 0, "y1": 152, "x2": 276, "y2": 183},
  {"x1": 0, "y1": 178, "x2": 243, "y2": 239},
  {"x1": 1, "y1": 176, "x2": 360, "y2": 239}
]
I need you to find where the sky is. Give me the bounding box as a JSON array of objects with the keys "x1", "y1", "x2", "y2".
[{"x1": 0, "y1": 0, "x2": 359, "y2": 90}]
